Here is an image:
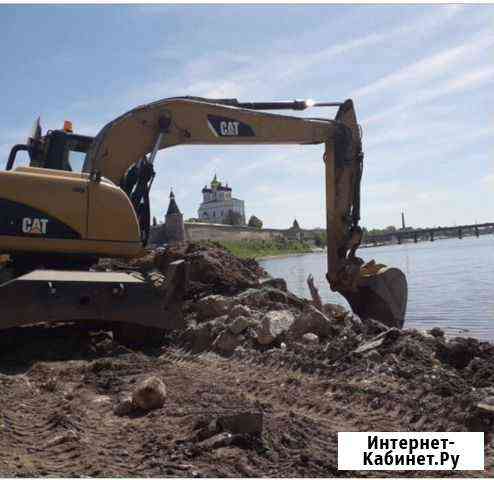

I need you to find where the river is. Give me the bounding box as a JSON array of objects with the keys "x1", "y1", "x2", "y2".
[{"x1": 259, "y1": 235, "x2": 494, "y2": 340}]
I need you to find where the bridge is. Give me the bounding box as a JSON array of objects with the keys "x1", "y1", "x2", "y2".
[{"x1": 362, "y1": 222, "x2": 494, "y2": 246}]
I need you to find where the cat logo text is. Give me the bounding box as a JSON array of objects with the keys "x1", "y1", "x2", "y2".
[{"x1": 22, "y1": 217, "x2": 49, "y2": 235}]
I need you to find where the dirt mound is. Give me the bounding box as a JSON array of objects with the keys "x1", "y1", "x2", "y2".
[
  {"x1": 155, "y1": 242, "x2": 266, "y2": 297},
  {"x1": 98, "y1": 242, "x2": 267, "y2": 299}
]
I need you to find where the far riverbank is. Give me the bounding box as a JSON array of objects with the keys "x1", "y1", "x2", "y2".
[{"x1": 218, "y1": 239, "x2": 316, "y2": 260}]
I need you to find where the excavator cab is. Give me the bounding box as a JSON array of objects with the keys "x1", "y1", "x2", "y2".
[{"x1": 6, "y1": 119, "x2": 94, "y2": 173}]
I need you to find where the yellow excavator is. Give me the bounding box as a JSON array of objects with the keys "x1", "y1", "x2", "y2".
[{"x1": 0, "y1": 96, "x2": 407, "y2": 342}]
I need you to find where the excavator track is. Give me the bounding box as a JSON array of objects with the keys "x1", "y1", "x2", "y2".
[{"x1": 0, "y1": 260, "x2": 189, "y2": 344}]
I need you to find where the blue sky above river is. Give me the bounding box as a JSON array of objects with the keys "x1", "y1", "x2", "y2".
[{"x1": 0, "y1": 5, "x2": 492, "y2": 229}]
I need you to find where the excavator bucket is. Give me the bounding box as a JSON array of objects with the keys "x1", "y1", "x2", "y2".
[{"x1": 341, "y1": 263, "x2": 408, "y2": 328}]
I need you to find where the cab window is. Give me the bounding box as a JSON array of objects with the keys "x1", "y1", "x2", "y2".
[{"x1": 65, "y1": 135, "x2": 93, "y2": 172}]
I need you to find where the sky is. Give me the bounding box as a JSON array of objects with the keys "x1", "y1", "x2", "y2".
[{"x1": 0, "y1": 4, "x2": 492, "y2": 230}]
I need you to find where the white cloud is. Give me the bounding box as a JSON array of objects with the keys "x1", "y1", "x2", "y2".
[
  {"x1": 353, "y1": 30, "x2": 494, "y2": 99},
  {"x1": 128, "y1": 5, "x2": 464, "y2": 107},
  {"x1": 364, "y1": 65, "x2": 494, "y2": 125}
]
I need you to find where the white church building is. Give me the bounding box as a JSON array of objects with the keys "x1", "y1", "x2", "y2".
[{"x1": 198, "y1": 174, "x2": 246, "y2": 225}]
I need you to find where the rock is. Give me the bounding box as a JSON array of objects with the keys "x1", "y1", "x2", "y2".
[
  {"x1": 467, "y1": 356, "x2": 484, "y2": 371},
  {"x1": 132, "y1": 376, "x2": 166, "y2": 411},
  {"x1": 91, "y1": 394, "x2": 112, "y2": 406},
  {"x1": 477, "y1": 396, "x2": 494, "y2": 414},
  {"x1": 362, "y1": 349, "x2": 382, "y2": 362},
  {"x1": 362, "y1": 318, "x2": 390, "y2": 335},
  {"x1": 301, "y1": 333, "x2": 319, "y2": 345},
  {"x1": 195, "y1": 295, "x2": 230, "y2": 320},
  {"x1": 212, "y1": 330, "x2": 240, "y2": 354},
  {"x1": 237, "y1": 287, "x2": 305, "y2": 310},
  {"x1": 436, "y1": 337, "x2": 479, "y2": 369},
  {"x1": 44, "y1": 430, "x2": 79, "y2": 448},
  {"x1": 229, "y1": 316, "x2": 253, "y2": 335},
  {"x1": 290, "y1": 305, "x2": 338, "y2": 338},
  {"x1": 344, "y1": 313, "x2": 364, "y2": 334},
  {"x1": 147, "y1": 271, "x2": 167, "y2": 294},
  {"x1": 354, "y1": 328, "x2": 401, "y2": 354},
  {"x1": 183, "y1": 323, "x2": 214, "y2": 353},
  {"x1": 181, "y1": 316, "x2": 229, "y2": 353},
  {"x1": 114, "y1": 395, "x2": 134, "y2": 416},
  {"x1": 193, "y1": 418, "x2": 221, "y2": 442},
  {"x1": 218, "y1": 412, "x2": 263, "y2": 434},
  {"x1": 323, "y1": 303, "x2": 348, "y2": 319},
  {"x1": 256, "y1": 310, "x2": 295, "y2": 345},
  {"x1": 261, "y1": 277, "x2": 287, "y2": 292},
  {"x1": 429, "y1": 327, "x2": 445, "y2": 338},
  {"x1": 228, "y1": 304, "x2": 252, "y2": 320},
  {"x1": 194, "y1": 432, "x2": 233, "y2": 453}
]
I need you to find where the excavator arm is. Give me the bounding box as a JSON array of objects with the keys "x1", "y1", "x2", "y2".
[{"x1": 83, "y1": 96, "x2": 407, "y2": 328}]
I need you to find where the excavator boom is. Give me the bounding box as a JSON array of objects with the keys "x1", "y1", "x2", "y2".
[{"x1": 84, "y1": 96, "x2": 407, "y2": 327}]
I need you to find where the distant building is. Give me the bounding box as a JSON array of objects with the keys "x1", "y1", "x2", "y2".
[
  {"x1": 286, "y1": 219, "x2": 303, "y2": 241},
  {"x1": 198, "y1": 174, "x2": 246, "y2": 225},
  {"x1": 164, "y1": 189, "x2": 185, "y2": 243}
]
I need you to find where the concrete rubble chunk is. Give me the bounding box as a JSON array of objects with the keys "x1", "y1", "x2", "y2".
[
  {"x1": 323, "y1": 302, "x2": 347, "y2": 319},
  {"x1": 354, "y1": 328, "x2": 400, "y2": 354},
  {"x1": 301, "y1": 333, "x2": 319, "y2": 345},
  {"x1": 477, "y1": 396, "x2": 494, "y2": 414},
  {"x1": 261, "y1": 277, "x2": 288, "y2": 292},
  {"x1": 428, "y1": 327, "x2": 445, "y2": 338},
  {"x1": 290, "y1": 305, "x2": 338, "y2": 338},
  {"x1": 132, "y1": 376, "x2": 166, "y2": 411},
  {"x1": 195, "y1": 295, "x2": 230, "y2": 320},
  {"x1": 256, "y1": 310, "x2": 295, "y2": 345},
  {"x1": 436, "y1": 337, "x2": 479, "y2": 369},
  {"x1": 114, "y1": 395, "x2": 134, "y2": 416},
  {"x1": 195, "y1": 432, "x2": 233, "y2": 451},
  {"x1": 228, "y1": 303, "x2": 253, "y2": 320},
  {"x1": 45, "y1": 430, "x2": 79, "y2": 448},
  {"x1": 229, "y1": 316, "x2": 253, "y2": 335},
  {"x1": 213, "y1": 330, "x2": 240, "y2": 354},
  {"x1": 362, "y1": 318, "x2": 390, "y2": 335},
  {"x1": 344, "y1": 312, "x2": 364, "y2": 333},
  {"x1": 237, "y1": 287, "x2": 304, "y2": 310},
  {"x1": 183, "y1": 324, "x2": 214, "y2": 353}
]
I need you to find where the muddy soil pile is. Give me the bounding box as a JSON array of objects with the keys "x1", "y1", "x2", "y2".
[{"x1": 0, "y1": 242, "x2": 493, "y2": 477}]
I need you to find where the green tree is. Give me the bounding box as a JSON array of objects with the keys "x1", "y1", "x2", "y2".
[
  {"x1": 248, "y1": 215, "x2": 263, "y2": 229},
  {"x1": 313, "y1": 231, "x2": 327, "y2": 247}
]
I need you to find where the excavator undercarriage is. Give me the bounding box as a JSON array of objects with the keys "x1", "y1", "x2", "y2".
[{"x1": 0, "y1": 96, "x2": 408, "y2": 343}]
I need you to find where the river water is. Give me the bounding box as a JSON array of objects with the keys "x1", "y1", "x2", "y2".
[{"x1": 259, "y1": 235, "x2": 494, "y2": 340}]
